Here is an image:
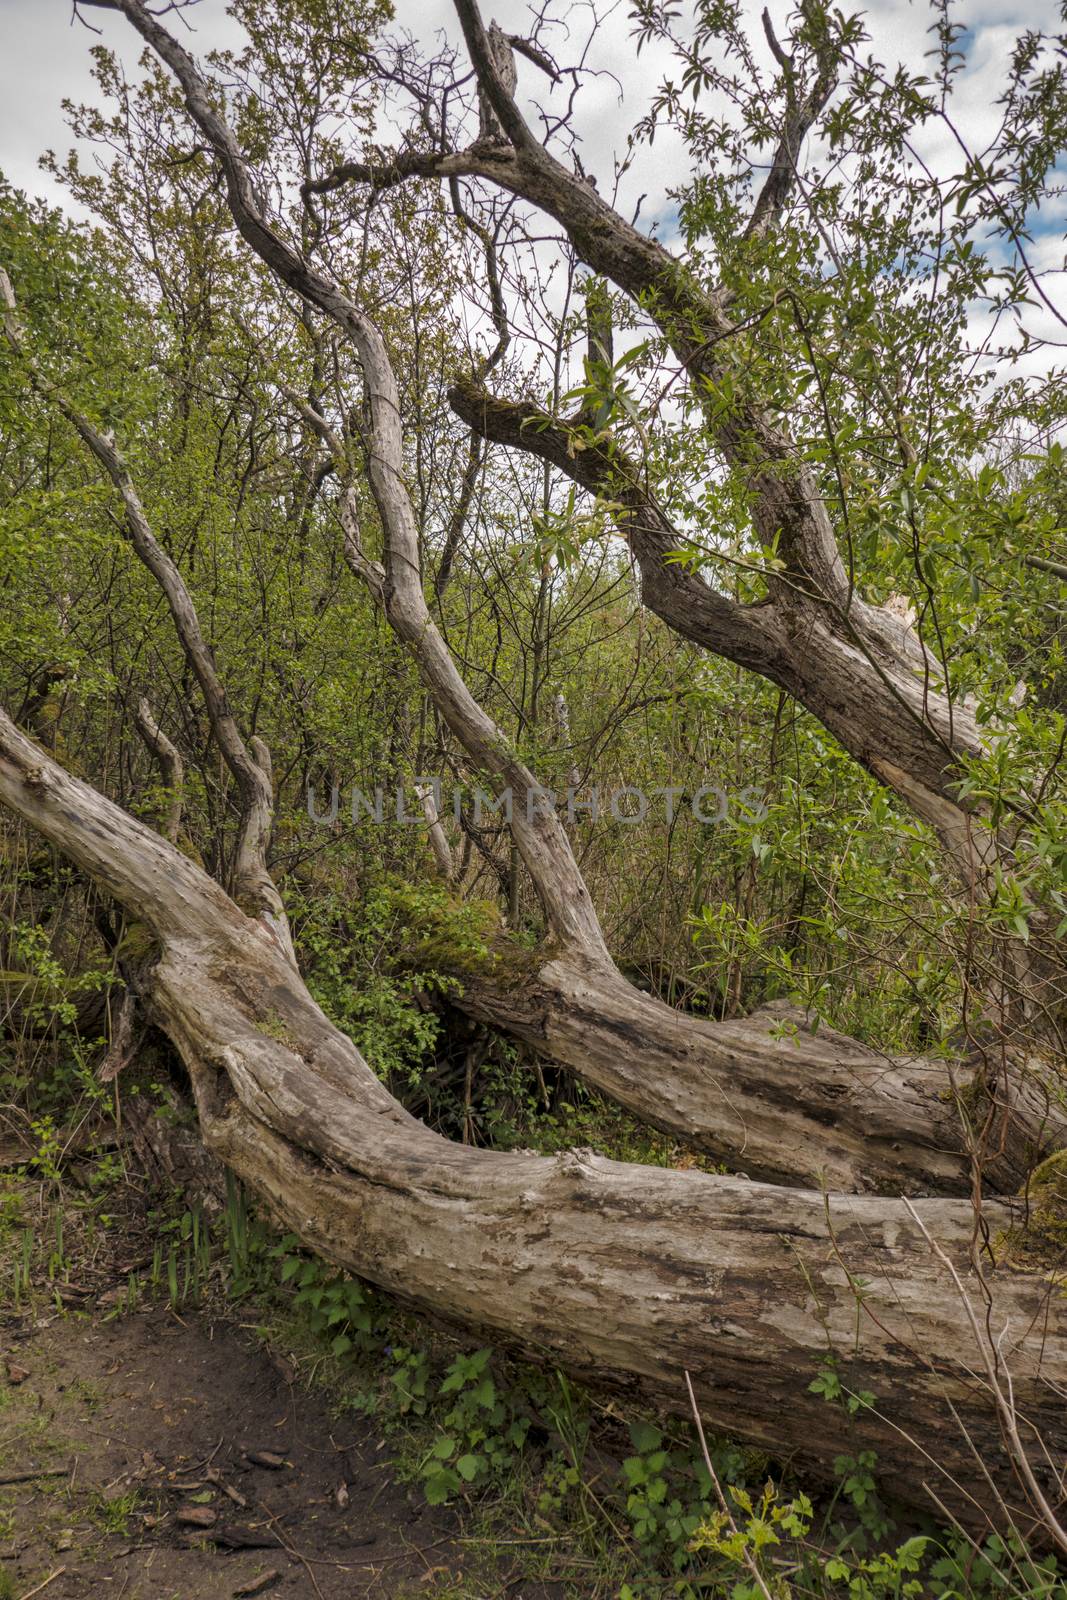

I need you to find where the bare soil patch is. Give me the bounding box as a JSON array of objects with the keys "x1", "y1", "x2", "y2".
[{"x1": 0, "y1": 1299, "x2": 480, "y2": 1598}]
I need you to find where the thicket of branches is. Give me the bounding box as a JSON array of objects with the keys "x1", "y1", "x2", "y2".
[{"x1": 0, "y1": 0, "x2": 1065, "y2": 1565}]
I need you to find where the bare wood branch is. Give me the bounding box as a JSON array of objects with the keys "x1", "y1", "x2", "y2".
[
  {"x1": 744, "y1": 8, "x2": 839, "y2": 243},
  {"x1": 0, "y1": 264, "x2": 292, "y2": 957},
  {"x1": 108, "y1": 0, "x2": 607, "y2": 957},
  {"x1": 0, "y1": 701, "x2": 1065, "y2": 1533},
  {"x1": 1025, "y1": 553, "x2": 1067, "y2": 582},
  {"x1": 133, "y1": 697, "x2": 184, "y2": 843},
  {"x1": 97, "y1": 0, "x2": 1067, "y2": 1199},
  {"x1": 416, "y1": 782, "x2": 456, "y2": 880},
  {"x1": 447, "y1": 0, "x2": 849, "y2": 604}
]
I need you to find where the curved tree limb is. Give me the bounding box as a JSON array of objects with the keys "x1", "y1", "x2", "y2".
[
  {"x1": 445, "y1": 1, "x2": 852, "y2": 605},
  {"x1": 109, "y1": 0, "x2": 611, "y2": 963},
  {"x1": 1, "y1": 702, "x2": 1065, "y2": 1534},
  {"x1": 300, "y1": 4, "x2": 1057, "y2": 929},
  {"x1": 744, "y1": 5, "x2": 840, "y2": 244},
  {"x1": 104, "y1": 0, "x2": 1065, "y2": 1197},
  {"x1": 277, "y1": 334, "x2": 1067, "y2": 1200},
  {"x1": 0, "y1": 265, "x2": 292, "y2": 960},
  {"x1": 446, "y1": 379, "x2": 992, "y2": 844},
  {"x1": 446, "y1": 376, "x2": 1067, "y2": 1034}
]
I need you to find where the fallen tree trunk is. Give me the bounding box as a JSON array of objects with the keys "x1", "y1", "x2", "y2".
[
  {"x1": 1, "y1": 705, "x2": 1065, "y2": 1538},
  {"x1": 454, "y1": 956, "x2": 1066, "y2": 1195},
  {"x1": 92, "y1": 0, "x2": 1062, "y2": 1204},
  {"x1": 285, "y1": 406, "x2": 1067, "y2": 1197}
]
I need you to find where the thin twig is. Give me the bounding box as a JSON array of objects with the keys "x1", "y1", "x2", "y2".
[
  {"x1": 902, "y1": 1198, "x2": 1067, "y2": 1557},
  {"x1": 18, "y1": 1568, "x2": 66, "y2": 1600},
  {"x1": 684, "y1": 1371, "x2": 775, "y2": 1600}
]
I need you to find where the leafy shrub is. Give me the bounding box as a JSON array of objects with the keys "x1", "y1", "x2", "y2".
[{"x1": 290, "y1": 877, "x2": 497, "y2": 1089}]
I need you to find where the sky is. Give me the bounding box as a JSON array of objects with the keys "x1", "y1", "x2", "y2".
[
  {"x1": 0, "y1": 0, "x2": 1063, "y2": 375},
  {"x1": 1, "y1": 0, "x2": 1059, "y2": 212}
]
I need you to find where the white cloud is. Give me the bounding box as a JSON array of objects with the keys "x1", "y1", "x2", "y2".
[
  {"x1": 0, "y1": 0, "x2": 243, "y2": 213},
  {"x1": 1, "y1": 0, "x2": 1061, "y2": 373}
]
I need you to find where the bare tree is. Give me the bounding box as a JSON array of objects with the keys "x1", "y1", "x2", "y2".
[
  {"x1": 0, "y1": 0, "x2": 1056, "y2": 1539},
  {"x1": 302, "y1": 2, "x2": 1065, "y2": 1047}
]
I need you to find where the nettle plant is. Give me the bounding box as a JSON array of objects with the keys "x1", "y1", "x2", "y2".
[
  {"x1": 274, "y1": 1238, "x2": 535, "y2": 1504},
  {"x1": 620, "y1": 1418, "x2": 723, "y2": 1573},
  {"x1": 417, "y1": 1346, "x2": 533, "y2": 1504},
  {"x1": 276, "y1": 1238, "x2": 377, "y2": 1357}
]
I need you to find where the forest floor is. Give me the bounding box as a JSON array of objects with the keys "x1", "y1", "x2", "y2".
[{"x1": 0, "y1": 1171, "x2": 564, "y2": 1600}]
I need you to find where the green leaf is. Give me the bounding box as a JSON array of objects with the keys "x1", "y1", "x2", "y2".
[
  {"x1": 628, "y1": 1420, "x2": 663, "y2": 1453},
  {"x1": 422, "y1": 1468, "x2": 459, "y2": 1505}
]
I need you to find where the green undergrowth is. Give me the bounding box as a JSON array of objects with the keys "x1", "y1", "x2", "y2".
[
  {"x1": 3, "y1": 1016, "x2": 1066, "y2": 1600},
  {"x1": 287, "y1": 876, "x2": 730, "y2": 1164},
  {"x1": 0, "y1": 1160, "x2": 1064, "y2": 1600},
  {"x1": 164, "y1": 1192, "x2": 1067, "y2": 1599},
  {"x1": 1, "y1": 963, "x2": 1063, "y2": 1600},
  {"x1": 7, "y1": 1159, "x2": 1060, "y2": 1600},
  {"x1": 3, "y1": 1079, "x2": 1066, "y2": 1600},
  {"x1": 289, "y1": 877, "x2": 501, "y2": 1093}
]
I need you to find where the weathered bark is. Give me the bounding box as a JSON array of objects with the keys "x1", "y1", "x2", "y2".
[
  {"x1": 301, "y1": 5, "x2": 1065, "y2": 1015},
  {"x1": 293, "y1": 347, "x2": 1066, "y2": 1198},
  {"x1": 433, "y1": 18, "x2": 1062, "y2": 1052},
  {"x1": 38, "y1": 14, "x2": 1062, "y2": 1542},
  {"x1": 455, "y1": 956, "x2": 1066, "y2": 1195},
  {"x1": 416, "y1": 782, "x2": 456, "y2": 880},
  {"x1": 99, "y1": 0, "x2": 1064, "y2": 1199},
  {"x1": 123, "y1": 1086, "x2": 229, "y2": 1212},
  {"x1": 445, "y1": 385, "x2": 1066, "y2": 1038},
  {"x1": 107, "y1": 0, "x2": 608, "y2": 968},
  {"x1": 0, "y1": 703, "x2": 1064, "y2": 1536}
]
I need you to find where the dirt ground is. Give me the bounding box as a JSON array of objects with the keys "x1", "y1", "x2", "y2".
[{"x1": 0, "y1": 1300, "x2": 536, "y2": 1599}]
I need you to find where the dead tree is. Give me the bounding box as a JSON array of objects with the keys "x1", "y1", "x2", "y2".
[
  {"x1": 2, "y1": 703, "x2": 1066, "y2": 1537},
  {"x1": 5, "y1": 0, "x2": 1056, "y2": 1538}
]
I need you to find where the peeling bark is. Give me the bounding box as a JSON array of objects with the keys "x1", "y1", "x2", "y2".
[
  {"x1": 28, "y1": 7, "x2": 1062, "y2": 1542},
  {"x1": 1, "y1": 703, "x2": 1065, "y2": 1533},
  {"x1": 98, "y1": 0, "x2": 1063, "y2": 1200}
]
